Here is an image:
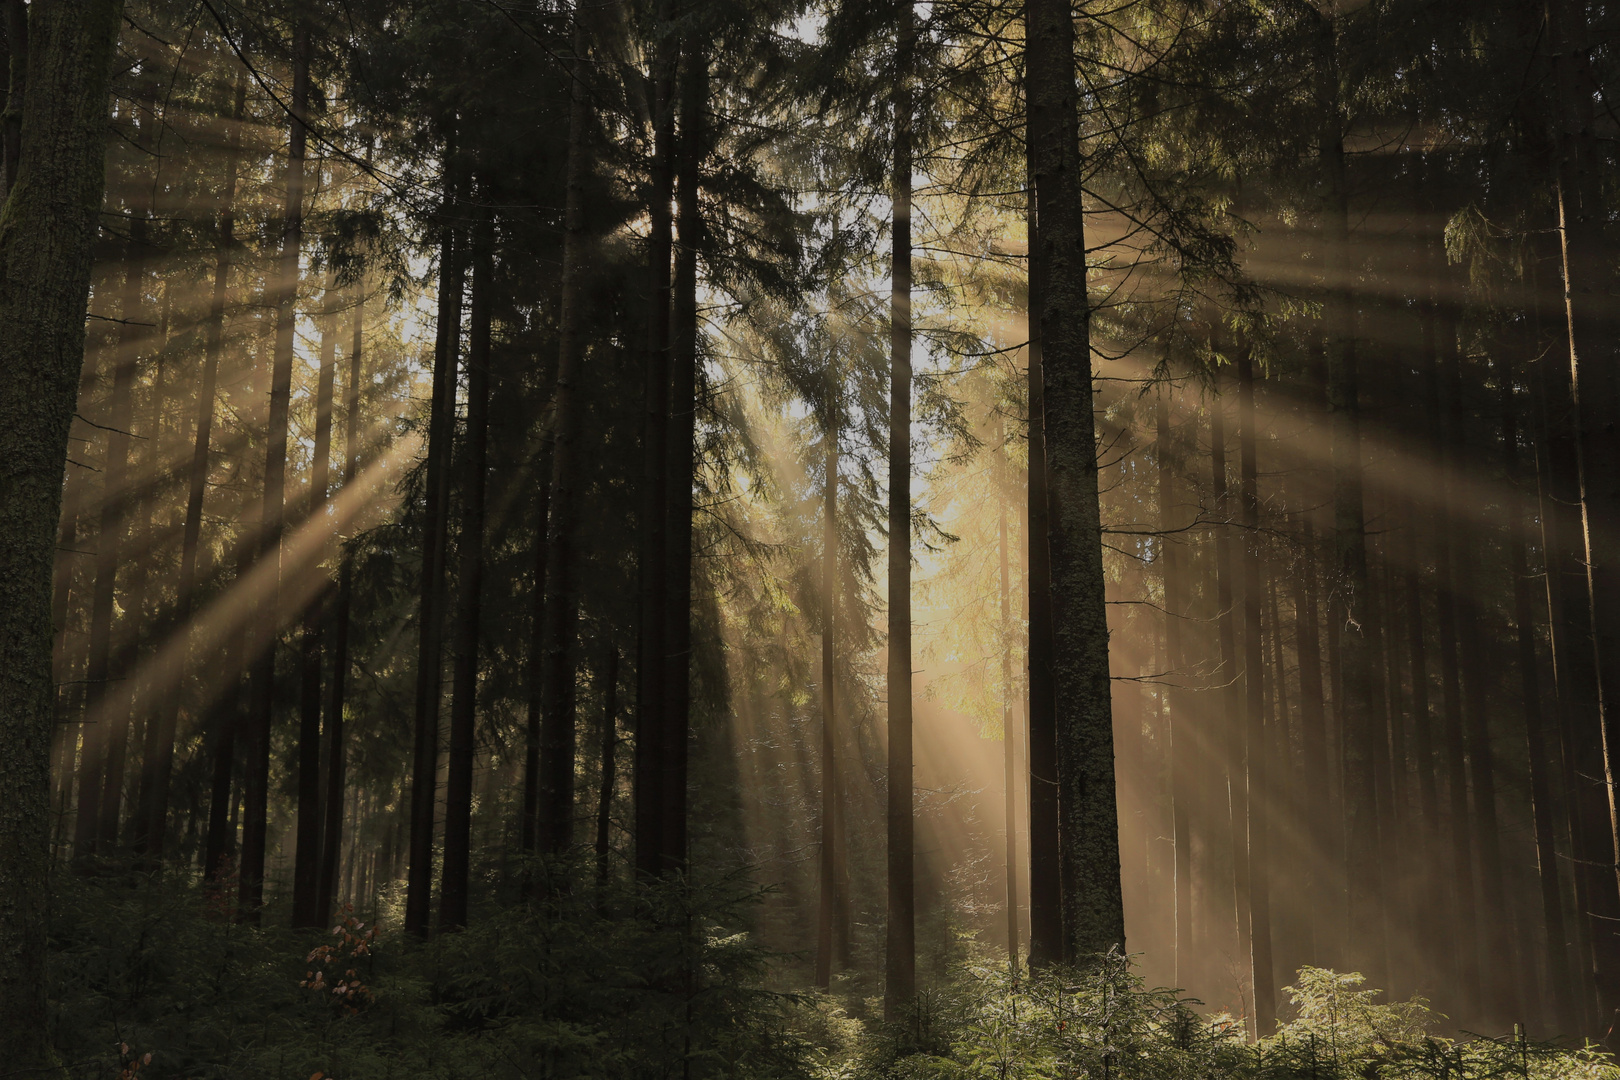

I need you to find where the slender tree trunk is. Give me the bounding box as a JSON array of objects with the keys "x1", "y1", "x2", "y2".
[
  {"x1": 522, "y1": 454, "x2": 550, "y2": 856},
  {"x1": 315, "y1": 270, "x2": 365, "y2": 925},
  {"x1": 884, "y1": 3, "x2": 916, "y2": 1017},
  {"x1": 999, "y1": 418, "x2": 1020, "y2": 974},
  {"x1": 1155, "y1": 391, "x2": 1192, "y2": 985},
  {"x1": 1211, "y1": 384, "x2": 1245, "y2": 970},
  {"x1": 1028, "y1": 0, "x2": 1124, "y2": 965},
  {"x1": 0, "y1": 0, "x2": 24, "y2": 196},
  {"x1": 633, "y1": 5, "x2": 674, "y2": 880},
  {"x1": 1497, "y1": 344, "x2": 1576, "y2": 1026},
  {"x1": 595, "y1": 649, "x2": 619, "y2": 889},
  {"x1": 293, "y1": 272, "x2": 340, "y2": 928},
  {"x1": 1423, "y1": 245, "x2": 1480, "y2": 1002},
  {"x1": 439, "y1": 202, "x2": 492, "y2": 932},
  {"x1": 1291, "y1": 514, "x2": 1330, "y2": 965},
  {"x1": 660, "y1": 48, "x2": 704, "y2": 875},
  {"x1": 1547, "y1": 0, "x2": 1620, "y2": 1033},
  {"x1": 0, "y1": 2, "x2": 124, "y2": 1068},
  {"x1": 1237, "y1": 348, "x2": 1274, "y2": 1028},
  {"x1": 1024, "y1": 174, "x2": 1062, "y2": 972},
  {"x1": 816, "y1": 407, "x2": 839, "y2": 989},
  {"x1": 241, "y1": 22, "x2": 309, "y2": 919},
  {"x1": 405, "y1": 142, "x2": 462, "y2": 936},
  {"x1": 539, "y1": 11, "x2": 593, "y2": 860},
  {"x1": 1319, "y1": 10, "x2": 1385, "y2": 982}
]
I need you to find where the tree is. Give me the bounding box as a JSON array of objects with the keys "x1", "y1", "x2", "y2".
[{"x1": 0, "y1": 0, "x2": 126, "y2": 1068}]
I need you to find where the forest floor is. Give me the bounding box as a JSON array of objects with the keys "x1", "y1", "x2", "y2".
[{"x1": 46, "y1": 867, "x2": 1620, "y2": 1080}]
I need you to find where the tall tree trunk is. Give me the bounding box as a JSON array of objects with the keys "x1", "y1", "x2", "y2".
[
  {"x1": 439, "y1": 202, "x2": 492, "y2": 932},
  {"x1": 1319, "y1": 9, "x2": 1385, "y2": 984},
  {"x1": 884, "y1": 3, "x2": 916, "y2": 1018},
  {"x1": 405, "y1": 142, "x2": 463, "y2": 936},
  {"x1": 1547, "y1": 0, "x2": 1620, "y2": 1033},
  {"x1": 0, "y1": 2, "x2": 124, "y2": 1069},
  {"x1": 1498, "y1": 343, "x2": 1575, "y2": 1027},
  {"x1": 816, "y1": 406, "x2": 839, "y2": 989},
  {"x1": 660, "y1": 48, "x2": 704, "y2": 874},
  {"x1": 1290, "y1": 514, "x2": 1330, "y2": 965},
  {"x1": 242, "y1": 21, "x2": 309, "y2": 920},
  {"x1": 1155, "y1": 391, "x2": 1192, "y2": 985},
  {"x1": 522, "y1": 453, "x2": 549, "y2": 856},
  {"x1": 1028, "y1": 0, "x2": 1124, "y2": 965},
  {"x1": 1024, "y1": 171, "x2": 1062, "y2": 972},
  {"x1": 0, "y1": 0, "x2": 24, "y2": 196},
  {"x1": 315, "y1": 269, "x2": 365, "y2": 925},
  {"x1": 1423, "y1": 239, "x2": 1479, "y2": 1002},
  {"x1": 595, "y1": 648, "x2": 619, "y2": 889},
  {"x1": 1444, "y1": 329, "x2": 1514, "y2": 1023},
  {"x1": 1237, "y1": 347, "x2": 1274, "y2": 1029},
  {"x1": 1210, "y1": 384, "x2": 1245, "y2": 970},
  {"x1": 539, "y1": 10, "x2": 592, "y2": 860},
  {"x1": 137, "y1": 73, "x2": 245, "y2": 862},
  {"x1": 293, "y1": 272, "x2": 340, "y2": 927},
  {"x1": 999, "y1": 418, "x2": 1019, "y2": 974}
]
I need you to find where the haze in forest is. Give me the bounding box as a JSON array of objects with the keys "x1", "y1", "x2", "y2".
[{"x1": 1, "y1": 1, "x2": 1619, "y2": 1078}]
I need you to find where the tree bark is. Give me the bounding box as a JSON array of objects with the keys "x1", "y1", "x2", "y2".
[
  {"x1": 1290, "y1": 514, "x2": 1330, "y2": 964},
  {"x1": 1211, "y1": 382, "x2": 1245, "y2": 969},
  {"x1": 1028, "y1": 0, "x2": 1125, "y2": 964},
  {"x1": 538, "y1": 10, "x2": 593, "y2": 860},
  {"x1": 595, "y1": 648, "x2": 619, "y2": 889},
  {"x1": 405, "y1": 140, "x2": 462, "y2": 936},
  {"x1": 315, "y1": 269, "x2": 365, "y2": 926},
  {"x1": 293, "y1": 270, "x2": 340, "y2": 928},
  {"x1": 241, "y1": 20, "x2": 309, "y2": 920},
  {"x1": 884, "y1": 2, "x2": 916, "y2": 1017},
  {"x1": 999, "y1": 417, "x2": 1020, "y2": 974},
  {"x1": 816, "y1": 404, "x2": 839, "y2": 989},
  {"x1": 0, "y1": 1, "x2": 124, "y2": 1069},
  {"x1": 1237, "y1": 347, "x2": 1274, "y2": 1028},
  {"x1": 1024, "y1": 175, "x2": 1062, "y2": 973},
  {"x1": 522, "y1": 452, "x2": 549, "y2": 856},
  {"x1": 660, "y1": 47, "x2": 703, "y2": 874},
  {"x1": 439, "y1": 200, "x2": 492, "y2": 932},
  {"x1": 1157, "y1": 390, "x2": 1192, "y2": 985}
]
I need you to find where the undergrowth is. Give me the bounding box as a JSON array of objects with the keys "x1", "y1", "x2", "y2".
[{"x1": 46, "y1": 870, "x2": 1619, "y2": 1080}]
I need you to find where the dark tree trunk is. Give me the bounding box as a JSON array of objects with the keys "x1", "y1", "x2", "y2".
[
  {"x1": 241, "y1": 22, "x2": 309, "y2": 920},
  {"x1": 884, "y1": 3, "x2": 916, "y2": 1017},
  {"x1": 1210, "y1": 383, "x2": 1244, "y2": 967},
  {"x1": 816, "y1": 409, "x2": 839, "y2": 989},
  {"x1": 1319, "y1": 10, "x2": 1385, "y2": 983},
  {"x1": 1290, "y1": 514, "x2": 1330, "y2": 964},
  {"x1": 1156, "y1": 391, "x2": 1192, "y2": 985},
  {"x1": 405, "y1": 144, "x2": 463, "y2": 936},
  {"x1": 1547, "y1": 0, "x2": 1620, "y2": 1032},
  {"x1": 1024, "y1": 178, "x2": 1062, "y2": 973},
  {"x1": 1028, "y1": 0, "x2": 1124, "y2": 964},
  {"x1": 0, "y1": 0, "x2": 23, "y2": 196},
  {"x1": 0, "y1": 1, "x2": 124, "y2": 1068},
  {"x1": 315, "y1": 270, "x2": 366, "y2": 925},
  {"x1": 1422, "y1": 241, "x2": 1479, "y2": 1001},
  {"x1": 595, "y1": 649, "x2": 619, "y2": 889},
  {"x1": 538, "y1": 11, "x2": 592, "y2": 860},
  {"x1": 292, "y1": 273, "x2": 340, "y2": 928},
  {"x1": 996, "y1": 418, "x2": 1021, "y2": 973},
  {"x1": 522, "y1": 454, "x2": 549, "y2": 856},
  {"x1": 1237, "y1": 348, "x2": 1274, "y2": 1028},
  {"x1": 634, "y1": 6, "x2": 674, "y2": 877},
  {"x1": 660, "y1": 49, "x2": 704, "y2": 875},
  {"x1": 1497, "y1": 344, "x2": 1576, "y2": 1027},
  {"x1": 439, "y1": 203, "x2": 492, "y2": 932}
]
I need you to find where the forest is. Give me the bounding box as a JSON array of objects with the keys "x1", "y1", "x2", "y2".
[{"x1": 4, "y1": 0, "x2": 1620, "y2": 1076}]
